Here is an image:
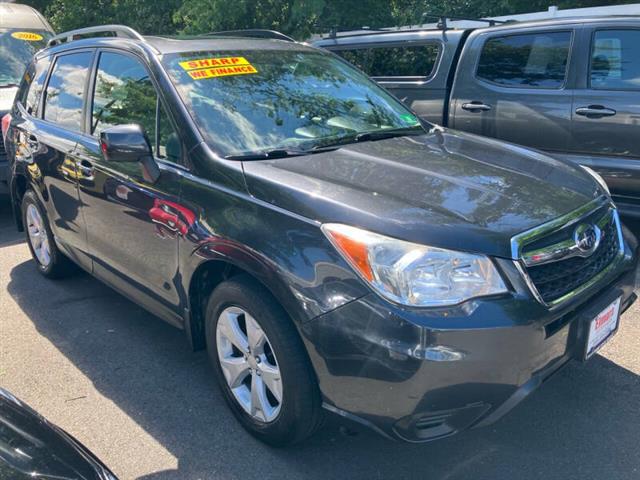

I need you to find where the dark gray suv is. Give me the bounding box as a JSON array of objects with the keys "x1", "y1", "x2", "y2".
[
  {"x1": 314, "y1": 16, "x2": 640, "y2": 219},
  {"x1": 5, "y1": 25, "x2": 638, "y2": 445}
]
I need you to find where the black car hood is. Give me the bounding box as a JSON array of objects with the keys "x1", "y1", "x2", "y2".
[
  {"x1": 242, "y1": 128, "x2": 601, "y2": 258},
  {"x1": 0, "y1": 389, "x2": 116, "y2": 479}
]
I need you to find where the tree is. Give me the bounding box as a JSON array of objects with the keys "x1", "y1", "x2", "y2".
[{"x1": 19, "y1": 0, "x2": 640, "y2": 39}]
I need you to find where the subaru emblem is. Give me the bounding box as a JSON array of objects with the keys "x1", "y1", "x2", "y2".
[{"x1": 573, "y1": 223, "x2": 601, "y2": 255}]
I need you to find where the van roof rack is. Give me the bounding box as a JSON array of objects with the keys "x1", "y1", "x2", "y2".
[
  {"x1": 205, "y1": 29, "x2": 295, "y2": 42},
  {"x1": 319, "y1": 13, "x2": 510, "y2": 39},
  {"x1": 419, "y1": 13, "x2": 509, "y2": 31},
  {"x1": 47, "y1": 25, "x2": 145, "y2": 47}
]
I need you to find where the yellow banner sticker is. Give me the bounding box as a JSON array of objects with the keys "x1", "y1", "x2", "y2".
[
  {"x1": 11, "y1": 31, "x2": 44, "y2": 41},
  {"x1": 187, "y1": 64, "x2": 258, "y2": 80},
  {"x1": 179, "y1": 56, "x2": 251, "y2": 71}
]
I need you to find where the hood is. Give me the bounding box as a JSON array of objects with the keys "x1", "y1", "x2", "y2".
[
  {"x1": 0, "y1": 87, "x2": 18, "y2": 111},
  {"x1": 242, "y1": 128, "x2": 602, "y2": 258}
]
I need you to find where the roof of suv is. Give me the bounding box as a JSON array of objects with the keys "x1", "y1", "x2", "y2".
[
  {"x1": 0, "y1": 3, "x2": 53, "y2": 31},
  {"x1": 144, "y1": 35, "x2": 311, "y2": 54},
  {"x1": 41, "y1": 25, "x2": 314, "y2": 58}
]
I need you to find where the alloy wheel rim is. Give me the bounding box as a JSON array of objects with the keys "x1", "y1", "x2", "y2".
[
  {"x1": 26, "y1": 204, "x2": 51, "y2": 267},
  {"x1": 216, "y1": 306, "x2": 283, "y2": 423}
]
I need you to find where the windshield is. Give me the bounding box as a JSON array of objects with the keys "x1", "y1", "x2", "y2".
[
  {"x1": 0, "y1": 29, "x2": 51, "y2": 86},
  {"x1": 163, "y1": 48, "x2": 424, "y2": 156}
]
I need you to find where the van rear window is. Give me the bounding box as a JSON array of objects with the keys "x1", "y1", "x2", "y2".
[{"x1": 335, "y1": 44, "x2": 440, "y2": 78}]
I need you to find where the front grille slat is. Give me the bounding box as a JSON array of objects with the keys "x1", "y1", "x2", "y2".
[{"x1": 523, "y1": 211, "x2": 619, "y2": 304}]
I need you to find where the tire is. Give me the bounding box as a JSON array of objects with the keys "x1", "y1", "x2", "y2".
[
  {"x1": 205, "y1": 274, "x2": 323, "y2": 446},
  {"x1": 21, "y1": 190, "x2": 74, "y2": 279}
]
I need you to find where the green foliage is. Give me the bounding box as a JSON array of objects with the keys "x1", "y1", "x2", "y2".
[{"x1": 19, "y1": 0, "x2": 639, "y2": 40}]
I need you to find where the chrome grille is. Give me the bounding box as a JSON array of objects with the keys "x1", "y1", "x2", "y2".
[
  {"x1": 524, "y1": 213, "x2": 619, "y2": 303},
  {"x1": 511, "y1": 197, "x2": 624, "y2": 307}
]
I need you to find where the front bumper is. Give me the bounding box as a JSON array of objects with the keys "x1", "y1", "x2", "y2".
[{"x1": 301, "y1": 229, "x2": 638, "y2": 442}]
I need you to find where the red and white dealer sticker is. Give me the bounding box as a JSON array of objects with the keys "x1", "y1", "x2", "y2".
[{"x1": 586, "y1": 297, "x2": 621, "y2": 358}]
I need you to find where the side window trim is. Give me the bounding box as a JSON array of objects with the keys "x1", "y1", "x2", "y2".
[
  {"x1": 331, "y1": 41, "x2": 442, "y2": 83},
  {"x1": 32, "y1": 57, "x2": 53, "y2": 118},
  {"x1": 88, "y1": 47, "x2": 185, "y2": 166},
  {"x1": 587, "y1": 26, "x2": 640, "y2": 92},
  {"x1": 41, "y1": 48, "x2": 96, "y2": 131},
  {"x1": 473, "y1": 28, "x2": 575, "y2": 90}
]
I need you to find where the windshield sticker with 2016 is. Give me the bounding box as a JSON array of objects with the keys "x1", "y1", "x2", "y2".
[
  {"x1": 178, "y1": 57, "x2": 258, "y2": 80},
  {"x1": 11, "y1": 32, "x2": 44, "y2": 41}
]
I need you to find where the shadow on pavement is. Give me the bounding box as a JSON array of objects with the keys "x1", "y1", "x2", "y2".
[{"x1": 7, "y1": 256, "x2": 640, "y2": 480}]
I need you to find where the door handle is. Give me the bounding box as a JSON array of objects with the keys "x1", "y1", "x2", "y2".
[
  {"x1": 575, "y1": 105, "x2": 616, "y2": 118},
  {"x1": 461, "y1": 101, "x2": 492, "y2": 112},
  {"x1": 78, "y1": 159, "x2": 94, "y2": 178}
]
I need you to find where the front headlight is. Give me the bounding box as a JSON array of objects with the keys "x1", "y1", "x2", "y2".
[
  {"x1": 322, "y1": 224, "x2": 507, "y2": 307},
  {"x1": 581, "y1": 165, "x2": 610, "y2": 195}
]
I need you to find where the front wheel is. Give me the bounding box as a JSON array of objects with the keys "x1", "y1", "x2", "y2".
[
  {"x1": 205, "y1": 275, "x2": 322, "y2": 446},
  {"x1": 22, "y1": 190, "x2": 74, "y2": 278}
]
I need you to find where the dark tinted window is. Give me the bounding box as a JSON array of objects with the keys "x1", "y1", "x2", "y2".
[
  {"x1": 337, "y1": 44, "x2": 439, "y2": 77},
  {"x1": 591, "y1": 30, "x2": 640, "y2": 90},
  {"x1": 477, "y1": 31, "x2": 571, "y2": 88},
  {"x1": 43, "y1": 52, "x2": 93, "y2": 131},
  {"x1": 91, "y1": 52, "x2": 157, "y2": 146},
  {"x1": 20, "y1": 57, "x2": 51, "y2": 116}
]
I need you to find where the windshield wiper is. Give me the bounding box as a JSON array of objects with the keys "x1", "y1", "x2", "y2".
[
  {"x1": 225, "y1": 148, "x2": 308, "y2": 160},
  {"x1": 224, "y1": 126, "x2": 425, "y2": 160},
  {"x1": 354, "y1": 126, "x2": 425, "y2": 142},
  {"x1": 313, "y1": 126, "x2": 425, "y2": 150},
  {"x1": 0, "y1": 83, "x2": 20, "y2": 89}
]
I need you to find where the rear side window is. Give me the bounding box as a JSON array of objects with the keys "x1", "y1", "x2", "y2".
[
  {"x1": 477, "y1": 31, "x2": 571, "y2": 88},
  {"x1": 43, "y1": 51, "x2": 93, "y2": 131},
  {"x1": 336, "y1": 44, "x2": 440, "y2": 78},
  {"x1": 590, "y1": 29, "x2": 640, "y2": 90},
  {"x1": 20, "y1": 57, "x2": 51, "y2": 116}
]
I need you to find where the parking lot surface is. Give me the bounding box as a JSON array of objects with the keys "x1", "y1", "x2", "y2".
[{"x1": 1, "y1": 199, "x2": 639, "y2": 480}]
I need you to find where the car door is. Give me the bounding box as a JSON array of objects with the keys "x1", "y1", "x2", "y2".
[
  {"x1": 15, "y1": 50, "x2": 95, "y2": 270},
  {"x1": 567, "y1": 25, "x2": 640, "y2": 216},
  {"x1": 74, "y1": 49, "x2": 186, "y2": 324},
  {"x1": 450, "y1": 27, "x2": 576, "y2": 153}
]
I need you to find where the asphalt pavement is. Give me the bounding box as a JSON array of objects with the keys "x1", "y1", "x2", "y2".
[{"x1": 1, "y1": 198, "x2": 639, "y2": 480}]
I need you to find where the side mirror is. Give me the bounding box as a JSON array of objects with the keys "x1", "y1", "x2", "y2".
[
  {"x1": 99, "y1": 124, "x2": 152, "y2": 162},
  {"x1": 99, "y1": 124, "x2": 160, "y2": 183}
]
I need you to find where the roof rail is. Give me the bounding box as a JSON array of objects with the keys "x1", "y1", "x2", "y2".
[
  {"x1": 205, "y1": 29, "x2": 295, "y2": 42},
  {"x1": 47, "y1": 24, "x2": 145, "y2": 47}
]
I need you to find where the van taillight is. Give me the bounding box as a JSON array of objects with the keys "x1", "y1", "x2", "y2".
[{"x1": 1, "y1": 113, "x2": 11, "y2": 142}]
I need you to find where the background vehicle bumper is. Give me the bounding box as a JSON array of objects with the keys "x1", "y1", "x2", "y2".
[{"x1": 301, "y1": 238, "x2": 638, "y2": 442}]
